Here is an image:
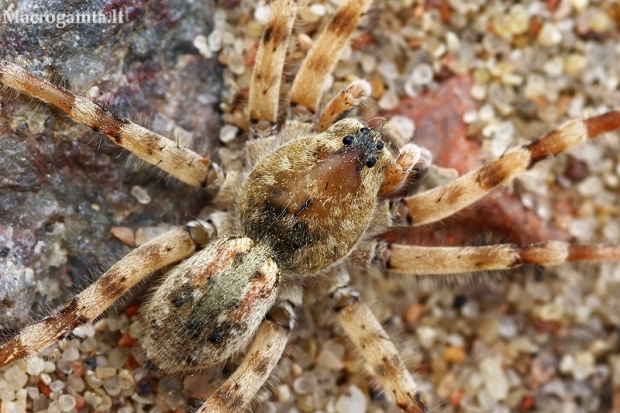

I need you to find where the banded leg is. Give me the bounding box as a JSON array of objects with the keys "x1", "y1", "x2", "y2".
[
  {"x1": 374, "y1": 241, "x2": 620, "y2": 275},
  {"x1": 199, "y1": 285, "x2": 301, "y2": 413},
  {"x1": 399, "y1": 111, "x2": 620, "y2": 225},
  {"x1": 249, "y1": 0, "x2": 297, "y2": 138},
  {"x1": 332, "y1": 283, "x2": 428, "y2": 413},
  {"x1": 0, "y1": 61, "x2": 217, "y2": 187},
  {"x1": 0, "y1": 223, "x2": 211, "y2": 368},
  {"x1": 290, "y1": 0, "x2": 373, "y2": 118}
]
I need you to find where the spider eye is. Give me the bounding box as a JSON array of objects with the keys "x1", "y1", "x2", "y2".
[
  {"x1": 342, "y1": 135, "x2": 354, "y2": 145},
  {"x1": 360, "y1": 127, "x2": 370, "y2": 138},
  {"x1": 376, "y1": 141, "x2": 384, "y2": 150},
  {"x1": 366, "y1": 157, "x2": 376, "y2": 168}
]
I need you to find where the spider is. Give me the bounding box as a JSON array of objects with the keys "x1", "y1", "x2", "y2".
[{"x1": 2, "y1": 0, "x2": 620, "y2": 412}]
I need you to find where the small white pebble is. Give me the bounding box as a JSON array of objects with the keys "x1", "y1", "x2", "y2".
[
  {"x1": 193, "y1": 34, "x2": 212, "y2": 58},
  {"x1": 275, "y1": 384, "x2": 291, "y2": 402},
  {"x1": 96, "y1": 367, "x2": 117, "y2": 380},
  {"x1": 335, "y1": 385, "x2": 367, "y2": 413},
  {"x1": 316, "y1": 348, "x2": 344, "y2": 371},
  {"x1": 377, "y1": 90, "x2": 399, "y2": 111},
  {"x1": 219, "y1": 125, "x2": 239, "y2": 143},
  {"x1": 207, "y1": 30, "x2": 222, "y2": 53},
  {"x1": 62, "y1": 347, "x2": 80, "y2": 362},
  {"x1": 254, "y1": 5, "x2": 271, "y2": 25},
  {"x1": 537, "y1": 22, "x2": 562, "y2": 47},
  {"x1": 48, "y1": 380, "x2": 65, "y2": 392},
  {"x1": 47, "y1": 400, "x2": 61, "y2": 413},
  {"x1": 309, "y1": 3, "x2": 326, "y2": 16},
  {"x1": 410, "y1": 63, "x2": 434, "y2": 86},
  {"x1": 131, "y1": 185, "x2": 152, "y2": 205},
  {"x1": 58, "y1": 394, "x2": 76, "y2": 412},
  {"x1": 480, "y1": 357, "x2": 509, "y2": 401}
]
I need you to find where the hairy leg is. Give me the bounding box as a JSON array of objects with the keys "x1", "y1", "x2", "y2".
[
  {"x1": 0, "y1": 61, "x2": 217, "y2": 187},
  {"x1": 399, "y1": 112, "x2": 620, "y2": 225},
  {"x1": 248, "y1": 0, "x2": 297, "y2": 138},
  {"x1": 326, "y1": 269, "x2": 428, "y2": 413},
  {"x1": 199, "y1": 285, "x2": 301, "y2": 413},
  {"x1": 0, "y1": 223, "x2": 211, "y2": 368},
  {"x1": 373, "y1": 241, "x2": 620, "y2": 275},
  {"x1": 290, "y1": 0, "x2": 373, "y2": 118}
]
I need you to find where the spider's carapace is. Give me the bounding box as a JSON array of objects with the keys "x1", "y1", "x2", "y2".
[{"x1": 240, "y1": 119, "x2": 390, "y2": 273}]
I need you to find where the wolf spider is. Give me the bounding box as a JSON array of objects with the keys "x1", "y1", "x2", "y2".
[{"x1": 2, "y1": 0, "x2": 620, "y2": 412}]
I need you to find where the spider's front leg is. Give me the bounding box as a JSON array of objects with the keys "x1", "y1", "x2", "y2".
[
  {"x1": 0, "y1": 62, "x2": 221, "y2": 187},
  {"x1": 398, "y1": 111, "x2": 620, "y2": 226}
]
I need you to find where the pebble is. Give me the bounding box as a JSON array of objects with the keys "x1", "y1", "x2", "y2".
[
  {"x1": 335, "y1": 385, "x2": 367, "y2": 413},
  {"x1": 109, "y1": 227, "x2": 135, "y2": 246},
  {"x1": 0, "y1": 401, "x2": 26, "y2": 413},
  {"x1": 130, "y1": 185, "x2": 151, "y2": 205},
  {"x1": 48, "y1": 380, "x2": 65, "y2": 392},
  {"x1": 275, "y1": 384, "x2": 291, "y2": 402},
  {"x1": 96, "y1": 367, "x2": 117, "y2": 379},
  {"x1": 498, "y1": 316, "x2": 518, "y2": 338},
  {"x1": 103, "y1": 376, "x2": 122, "y2": 396},
  {"x1": 58, "y1": 394, "x2": 76, "y2": 412},
  {"x1": 293, "y1": 374, "x2": 317, "y2": 395},
  {"x1": 377, "y1": 90, "x2": 399, "y2": 111},
  {"x1": 62, "y1": 347, "x2": 80, "y2": 362},
  {"x1": 480, "y1": 357, "x2": 509, "y2": 401},
  {"x1": 219, "y1": 124, "x2": 239, "y2": 143},
  {"x1": 67, "y1": 374, "x2": 85, "y2": 392},
  {"x1": 85, "y1": 371, "x2": 103, "y2": 389},
  {"x1": 3, "y1": 366, "x2": 28, "y2": 392},
  {"x1": 316, "y1": 347, "x2": 344, "y2": 371},
  {"x1": 443, "y1": 346, "x2": 467, "y2": 364},
  {"x1": 118, "y1": 369, "x2": 135, "y2": 390},
  {"x1": 537, "y1": 23, "x2": 562, "y2": 47}
]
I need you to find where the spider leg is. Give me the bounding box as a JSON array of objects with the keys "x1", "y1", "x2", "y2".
[
  {"x1": 0, "y1": 61, "x2": 217, "y2": 187},
  {"x1": 0, "y1": 223, "x2": 211, "y2": 368},
  {"x1": 328, "y1": 270, "x2": 428, "y2": 413},
  {"x1": 398, "y1": 111, "x2": 620, "y2": 226},
  {"x1": 317, "y1": 79, "x2": 371, "y2": 132},
  {"x1": 372, "y1": 241, "x2": 620, "y2": 275},
  {"x1": 334, "y1": 288, "x2": 429, "y2": 413},
  {"x1": 249, "y1": 0, "x2": 297, "y2": 138},
  {"x1": 290, "y1": 0, "x2": 373, "y2": 119},
  {"x1": 198, "y1": 285, "x2": 301, "y2": 413}
]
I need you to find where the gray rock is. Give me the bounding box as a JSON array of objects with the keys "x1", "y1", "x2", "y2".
[{"x1": 0, "y1": 0, "x2": 222, "y2": 328}]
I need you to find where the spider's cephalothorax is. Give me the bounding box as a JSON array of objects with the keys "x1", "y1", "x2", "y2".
[
  {"x1": 241, "y1": 119, "x2": 390, "y2": 273},
  {"x1": 2, "y1": 0, "x2": 620, "y2": 412}
]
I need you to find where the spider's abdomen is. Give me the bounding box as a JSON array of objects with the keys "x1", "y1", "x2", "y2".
[
  {"x1": 141, "y1": 237, "x2": 279, "y2": 373},
  {"x1": 239, "y1": 119, "x2": 389, "y2": 273}
]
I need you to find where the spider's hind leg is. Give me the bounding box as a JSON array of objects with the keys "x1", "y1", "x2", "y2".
[
  {"x1": 0, "y1": 224, "x2": 207, "y2": 368},
  {"x1": 198, "y1": 285, "x2": 301, "y2": 413},
  {"x1": 248, "y1": 0, "x2": 297, "y2": 138},
  {"x1": 290, "y1": 0, "x2": 374, "y2": 119},
  {"x1": 328, "y1": 269, "x2": 429, "y2": 413}
]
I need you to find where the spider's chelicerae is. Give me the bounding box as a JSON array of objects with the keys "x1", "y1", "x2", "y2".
[{"x1": 2, "y1": 0, "x2": 620, "y2": 412}]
